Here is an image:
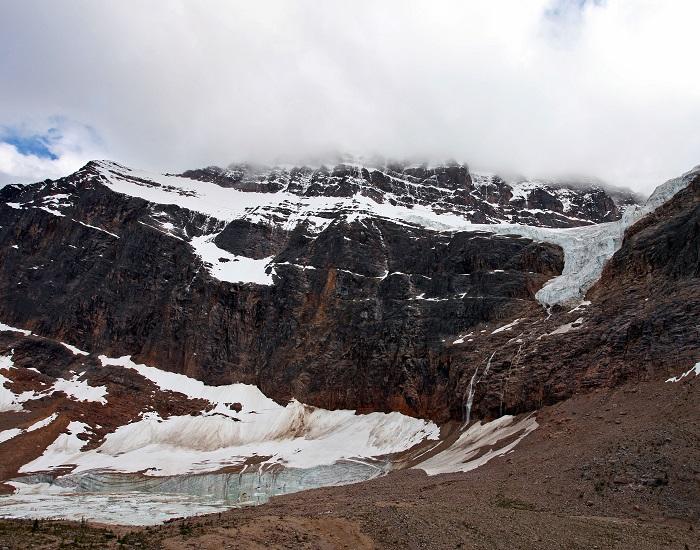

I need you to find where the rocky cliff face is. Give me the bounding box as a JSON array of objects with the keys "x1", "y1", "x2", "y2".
[
  {"x1": 0, "y1": 161, "x2": 567, "y2": 420},
  {"x1": 180, "y1": 161, "x2": 638, "y2": 228},
  {"x1": 458, "y1": 168, "x2": 700, "y2": 422},
  {"x1": 0, "y1": 159, "x2": 694, "y2": 433}
]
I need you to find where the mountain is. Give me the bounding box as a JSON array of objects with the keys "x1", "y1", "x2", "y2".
[
  {"x1": 178, "y1": 160, "x2": 640, "y2": 227},
  {"x1": 0, "y1": 159, "x2": 697, "y2": 535}
]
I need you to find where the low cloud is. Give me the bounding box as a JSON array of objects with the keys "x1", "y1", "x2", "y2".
[{"x1": 1, "y1": 1, "x2": 699, "y2": 193}]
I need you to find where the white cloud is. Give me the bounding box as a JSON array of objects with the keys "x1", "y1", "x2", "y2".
[{"x1": 1, "y1": 0, "x2": 698, "y2": 193}]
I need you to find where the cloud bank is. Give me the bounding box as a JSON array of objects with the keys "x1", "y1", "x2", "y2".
[{"x1": 1, "y1": 0, "x2": 699, "y2": 193}]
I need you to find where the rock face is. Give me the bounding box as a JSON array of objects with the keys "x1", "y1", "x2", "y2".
[
  {"x1": 0, "y1": 161, "x2": 569, "y2": 421},
  {"x1": 458, "y1": 169, "x2": 700, "y2": 422},
  {"x1": 0, "y1": 159, "x2": 694, "y2": 434},
  {"x1": 180, "y1": 161, "x2": 639, "y2": 227}
]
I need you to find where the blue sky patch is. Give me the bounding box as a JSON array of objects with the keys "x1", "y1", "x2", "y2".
[
  {"x1": 0, "y1": 127, "x2": 59, "y2": 160},
  {"x1": 545, "y1": 0, "x2": 604, "y2": 19}
]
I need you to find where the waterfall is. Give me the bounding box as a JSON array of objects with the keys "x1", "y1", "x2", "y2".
[
  {"x1": 463, "y1": 351, "x2": 496, "y2": 427},
  {"x1": 482, "y1": 351, "x2": 496, "y2": 377},
  {"x1": 463, "y1": 366, "x2": 480, "y2": 427},
  {"x1": 499, "y1": 342, "x2": 524, "y2": 417}
]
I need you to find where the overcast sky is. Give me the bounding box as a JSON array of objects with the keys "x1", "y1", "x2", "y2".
[{"x1": 1, "y1": 0, "x2": 699, "y2": 193}]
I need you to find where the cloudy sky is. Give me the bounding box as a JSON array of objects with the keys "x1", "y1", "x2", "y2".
[{"x1": 1, "y1": 0, "x2": 699, "y2": 193}]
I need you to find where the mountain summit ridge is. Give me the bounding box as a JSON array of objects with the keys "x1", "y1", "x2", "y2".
[{"x1": 173, "y1": 159, "x2": 641, "y2": 228}]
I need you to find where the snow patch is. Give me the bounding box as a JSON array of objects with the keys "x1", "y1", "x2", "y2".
[
  {"x1": 38, "y1": 206, "x2": 65, "y2": 217},
  {"x1": 0, "y1": 355, "x2": 42, "y2": 412},
  {"x1": 50, "y1": 375, "x2": 107, "y2": 404},
  {"x1": 0, "y1": 413, "x2": 59, "y2": 444},
  {"x1": 60, "y1": 342, "x2": 89, "y2": 356},
  {"x1": 415, "y1": 415, "x2": 538, "y2": 475},
  {"x1": 0, "y1": 322, "x2": 31, "y2": 336},
  {"x1": 74, "y1": 219, "x2": 120, "y2": 239},
  {"x1": 27, "y1": 412, "x2": 59, "y2": 432},
  {"x1": 1, "y1": 354, "x2": 106, "y2": 409},
  {"x1": 548, "y1": 317, "x2": 585, "y2": 335},
  {"x1": 0, "y1": 428, "x2": 22, "y2": 444},
  {"x1": 666, "y1": 362, "x2": 700, "y2": 383},
  {"x1": 190, "y1": 234, "x2": 274, "y2": 285},
  {"x1": 568, "y1": 300, "x2": 591, "y2": 313},
  {"x1": 452, "y1": 331, "x2": 473, "y2": 345},
  {"x1": 99, "y1": 355, "x2": 273, "y2": 414},
  {"x1": 491, "y1": 319, "x2": 520, "y2": 334}
]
